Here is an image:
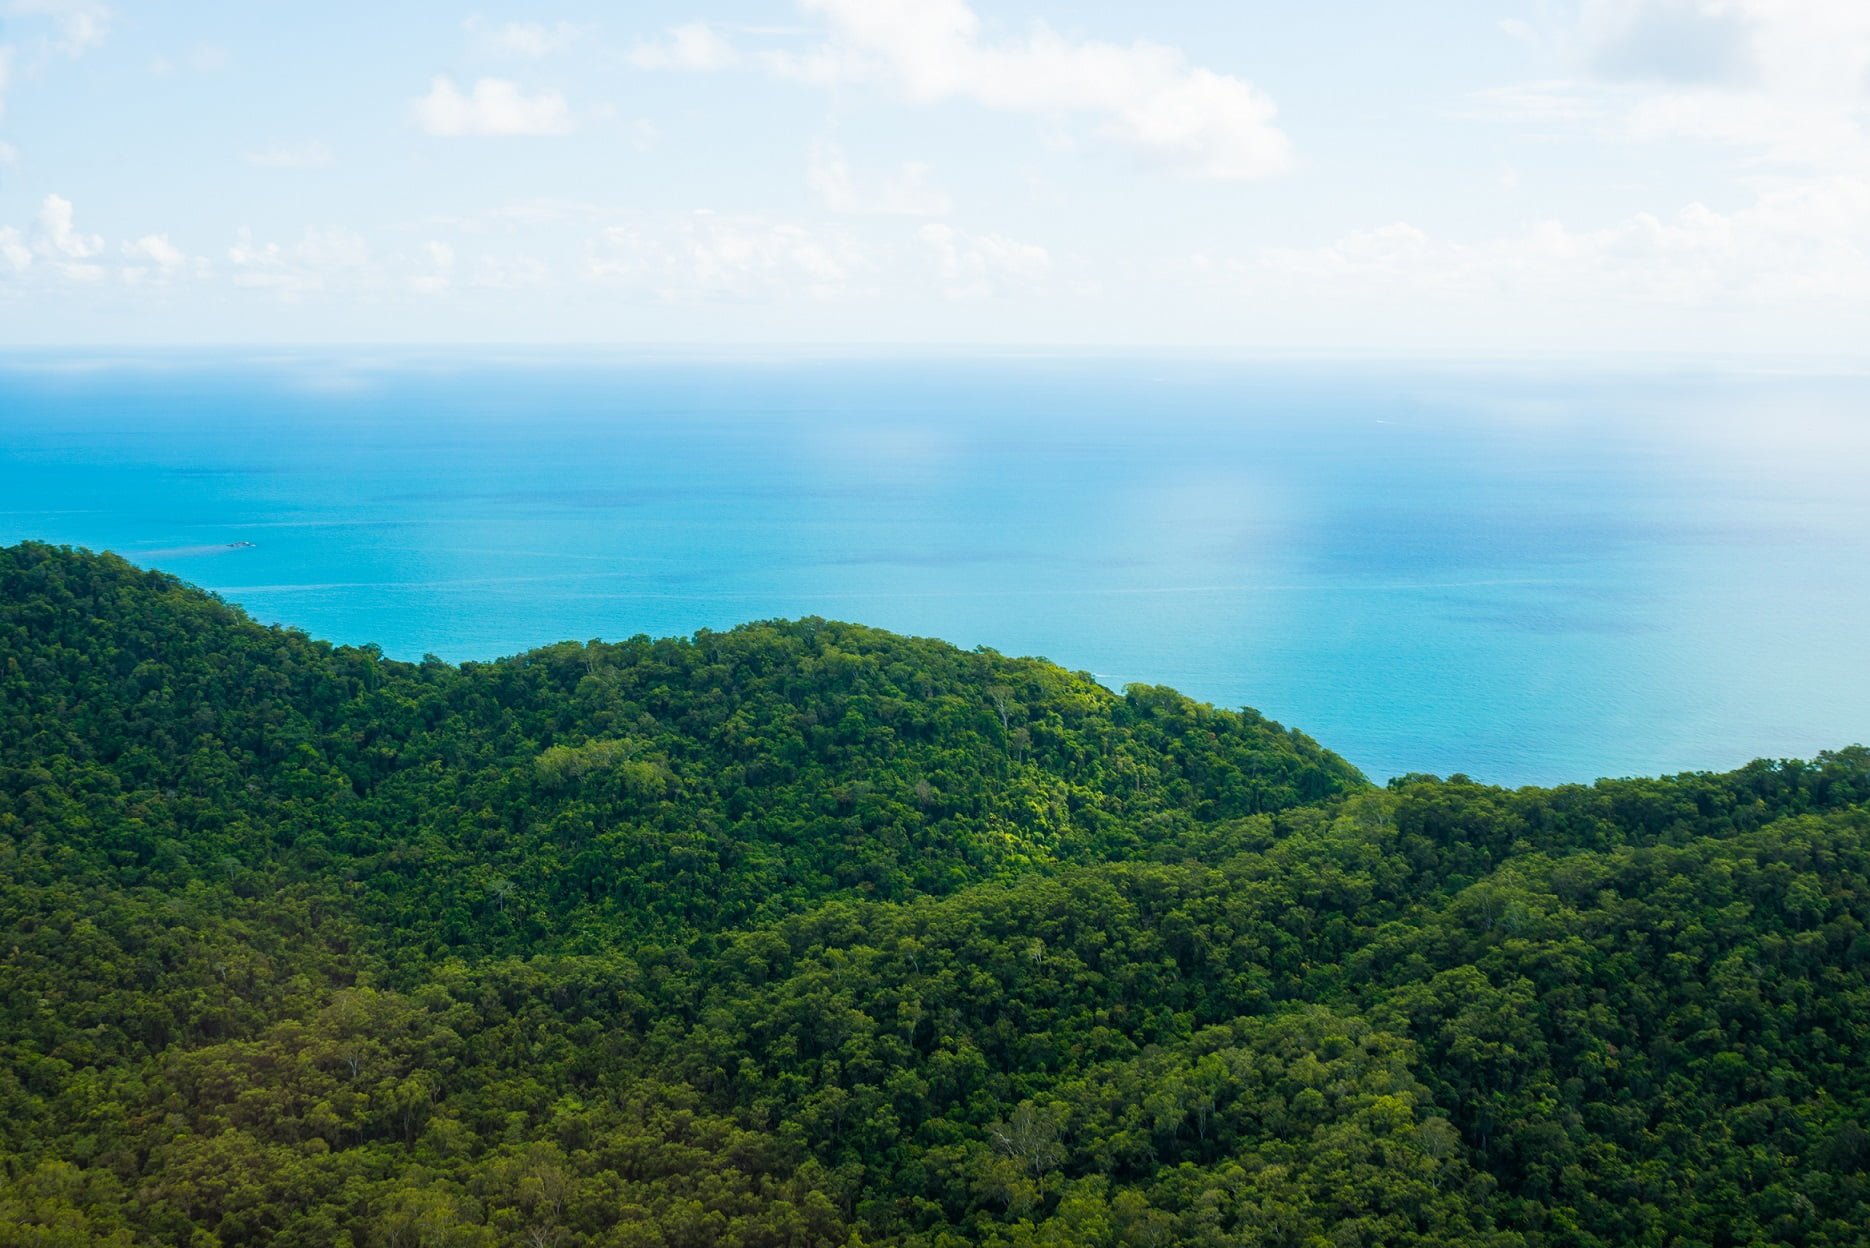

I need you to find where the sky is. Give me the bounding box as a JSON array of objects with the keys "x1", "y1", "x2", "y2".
[{"x1": 2, "y1": 0, "x2": 1869, "y2": 355}]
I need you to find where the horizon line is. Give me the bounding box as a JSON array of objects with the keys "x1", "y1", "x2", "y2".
[{"x1": 2, "y1": 342, "x2": 1870, "y2": 377}]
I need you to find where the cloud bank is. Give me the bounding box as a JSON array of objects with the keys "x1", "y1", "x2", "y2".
[{"x1": 414, "y1": 77, "x2": 574, "y2": 137}]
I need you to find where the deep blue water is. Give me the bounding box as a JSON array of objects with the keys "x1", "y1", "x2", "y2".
[{"x1": 3, "y1": 352, "x2": 1866, "y2": 787}]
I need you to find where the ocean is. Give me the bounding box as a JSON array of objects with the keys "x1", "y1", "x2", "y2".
[{"x1": 3, "y1": 352, "x2": 1866, "y2": 787}]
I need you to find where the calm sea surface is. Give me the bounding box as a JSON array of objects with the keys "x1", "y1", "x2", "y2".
[{"x1": 3, "y1": 353, "x2": 1866, "y2": 787}]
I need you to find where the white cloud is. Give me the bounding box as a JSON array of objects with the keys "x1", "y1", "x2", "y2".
[
  {"x1": 0, "y1": 225, "x2": 30, "y2": 273},
  {"x1": 808, "y1": 141, "x2": 951, "y2": 216},
  {"x1": 1453, "y1": 0, "x2": 1870, "y2": 338},
  {"x1": 226, "y1": 229, "x2": 280, "y2": 269},
  {"x1": 120, "y1": 232, "x2": 188, "y2": 285},
  {"x1": 576, "y1": 210, "x2": 1047, "y2": 305},
  {"x1": 227, "y1": 226, "x2": 370, "y2": 297},
  {"x1": 1597, "y1": 0, "x2": 1870, "y2": 169},
  {"x1": 628, "y1": 22, "x2": 740, "y2": 71},
  {"x1": 918, "y1": 223, "x2": 1048, "y2": 298},
  {"x1": 1582, "y1": 0, "x2": 1762, "y2": 85},
  {"x1": 9, "y1": 0, "x2": 110, "y2": 57},
  {"x1": 586, "y1": 212, "x2": 868, "y2": 301},
  {"x1": 760, "y1": 0, "x2": 1290, "y2": 180},
  {"x1": 466, "y1": 18, "x2": 587, "y2": 58},
  {"x1": 1484, "y1": 2, "x2": 1870, "y2": 172},
  {"x1": 1578, "y1": 0, "x2": 1870, "y2": 91},
  {"x1": 122, "y1": 233, "x2": 184, "y2": 269},
  {"x1": 0, "y1": 140, "x2": 16, "y2": 165},
  {"x1": 244, "y1": 140, "x2": 334, "y2": 169},
  {"x1": 1625, "y1": 89, "x2": 1863, "y2": 166},
  {"x1": 414, "y1": 76, "x2": 574, "y2": 137},
  {"x1": 35, "y1": 193, "x2": 100, "y2": 260},
  {"x1": 1236, "y1": 176, "x2": 1870, "y2": 309}
]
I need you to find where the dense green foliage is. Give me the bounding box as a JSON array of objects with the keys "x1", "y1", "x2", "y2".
[{"x1": 2, "y1": 541, "x2": 1867, "y2": 1246}]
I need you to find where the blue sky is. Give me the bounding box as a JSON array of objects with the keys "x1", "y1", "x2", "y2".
[{"x1": 2, "y1": 1, "x2": 1868, "y2": 353}]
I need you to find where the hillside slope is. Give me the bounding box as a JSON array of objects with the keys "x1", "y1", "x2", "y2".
[
  {"x1": 0, "y1": 541, "x2": 1361, "y2": 952},
  {"x1": 2, "y1": 542, "x2": 1867, "y2": 1247}
]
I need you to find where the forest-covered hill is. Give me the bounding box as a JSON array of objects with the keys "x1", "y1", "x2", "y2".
[{"x1": 2, "y1": 541, "x2": 1867, "y2": 1247}]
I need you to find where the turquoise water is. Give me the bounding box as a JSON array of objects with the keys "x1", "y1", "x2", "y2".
[{"x1": 3, "y1": 352, "x2": 1866, "y2": 786}]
